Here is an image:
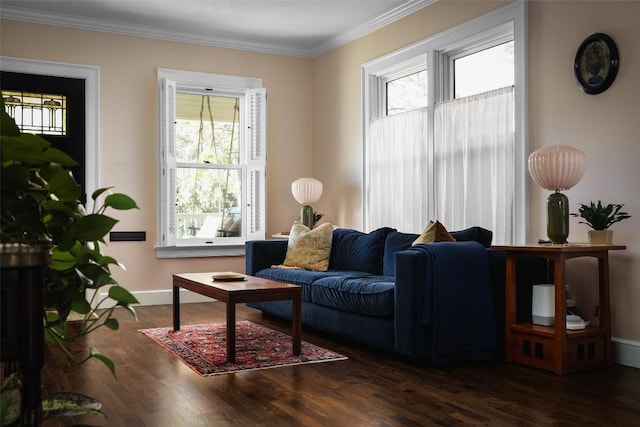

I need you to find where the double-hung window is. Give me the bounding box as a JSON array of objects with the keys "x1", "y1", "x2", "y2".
[
  {"x1": 157, "y1": 69, "x2": 266, "y2": 258},
  {"x1": 363, "y1": 2, "x2": 526, "y2": 245}
]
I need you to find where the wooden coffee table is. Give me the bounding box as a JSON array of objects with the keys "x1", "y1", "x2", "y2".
[{"x1": 172, "y1": 272, "x2": 301, "y2": 363}]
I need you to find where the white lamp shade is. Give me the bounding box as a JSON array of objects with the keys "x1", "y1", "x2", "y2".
[
  {"x1": 528, "y1": 145, "x2": 587, "y2": 191},
  {"x1": 291, "y1": 178, "x2": 323, "y2": 205}
]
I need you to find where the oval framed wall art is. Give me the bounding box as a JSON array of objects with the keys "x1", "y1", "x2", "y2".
[{"x1": 574, "y1": 32, "x2": 619, "y2": 95}]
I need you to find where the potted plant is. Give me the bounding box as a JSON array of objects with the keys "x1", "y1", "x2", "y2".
[
  {"x1": 1, "y1": 99, "x2": 139, "y2": 424},
  {"x1": 571, "y1": 200, "x2": 631, "y2": 244}
]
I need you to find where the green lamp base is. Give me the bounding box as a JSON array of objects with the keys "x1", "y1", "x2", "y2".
[
  {"x1": 301, "y1": 205, "x2": 314, "y2": 229},
  {"x1": 547, "y1": 191, "x2": 569, "y2": 244}
]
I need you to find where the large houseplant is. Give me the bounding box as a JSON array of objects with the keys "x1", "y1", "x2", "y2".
[
  {"x1": 571, "y1": 200, "x2": 631, "y2": 244},
  {"x1": 1, "y1": 100, "x2": 139, "y2": 423}
]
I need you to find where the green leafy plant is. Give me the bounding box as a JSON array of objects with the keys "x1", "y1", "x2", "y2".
[
  {"x1": 1, "y1": 99, "x2": 139, "y2": 419},
  {"x1": 571, "y1": 200, "x2": 631, "y2": 230},
  {"x1": 312, "y1": 212, "x2": 324, "y2": 227}
]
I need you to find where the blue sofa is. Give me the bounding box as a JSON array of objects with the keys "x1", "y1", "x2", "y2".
[{"x1": 245, "y1": 227, "x2": 544, "y2": 364}]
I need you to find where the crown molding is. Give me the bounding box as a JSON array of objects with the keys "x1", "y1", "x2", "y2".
[
  {"x1": 311, "y1": 0, "x2": 436, "y2": 57},
  {"x1": 0, "y1": 6, "x2": 308, "y2": 57},
  {"x1": 1, "y1": 0, "x2": 436, "y2": 58}
]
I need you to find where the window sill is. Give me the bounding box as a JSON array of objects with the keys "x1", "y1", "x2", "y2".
[{"x1": 155, "y1": 244, "x2": 245, "y2": 258}]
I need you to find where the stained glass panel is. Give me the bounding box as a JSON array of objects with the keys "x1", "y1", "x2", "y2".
[{"x1": 2, "y1": 90, "x2": 67, "y2": 135}]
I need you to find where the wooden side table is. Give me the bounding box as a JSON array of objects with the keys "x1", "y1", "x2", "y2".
[{"x1": 493, "y1": 244, "x2": 626, "y2": 375}]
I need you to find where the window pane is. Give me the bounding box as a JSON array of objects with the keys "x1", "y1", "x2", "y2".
[
  {"x1": 454, "y1": 41, "x2": 514, "y2": 98},
  {"x1": 176, "y1": 168, "x2": 242, "y2": 239},
  {"x1": 2, "y1": 90, "x2": 67, "y2": 135},
  {"x1": 386, "y1": 69, "x2": 428, "y2": 116},
  {"x1": 175, "y1": 93, "x2": 240, "y2": 164}
]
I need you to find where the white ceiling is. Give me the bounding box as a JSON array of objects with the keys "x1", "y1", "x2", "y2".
[{"x1": 0, "y1": 0, "x2": 434, "y2": 57}]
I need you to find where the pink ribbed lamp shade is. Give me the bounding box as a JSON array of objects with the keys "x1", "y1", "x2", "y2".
[
  {"x1": 291, "y1": 178, "x2": 323, "y2": 205},
  {"x1": 528, "y1": 145, "x2": 587, "y2": 191}
]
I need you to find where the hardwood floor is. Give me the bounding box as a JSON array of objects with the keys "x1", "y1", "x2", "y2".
[{"x1": 41, "y1": 302, "x2": 640, "y2": 426}]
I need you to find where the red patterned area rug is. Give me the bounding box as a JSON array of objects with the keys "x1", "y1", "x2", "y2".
[{"x1": 140, "y1": 320, "x2": 347, "y2": 376}]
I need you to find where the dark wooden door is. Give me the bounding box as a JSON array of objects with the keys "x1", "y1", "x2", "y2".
[{"x1": 1, "y1": 71, "x2": 86, "y2": 203}]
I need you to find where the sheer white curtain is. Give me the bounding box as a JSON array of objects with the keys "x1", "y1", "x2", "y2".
[
  {"x1": 366, "y1": 87, "x2": 515, "y2": 242},
  {"x1": 366, "y1": 108, "x2": 429, "y2": 232},
  {"x1": 433, "y1": 86, "x2": 514, "y2": 244}
]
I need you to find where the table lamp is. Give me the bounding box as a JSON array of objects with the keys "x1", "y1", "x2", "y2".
[
  {"x1": 291, "y1": 177, "x2": 323, "y2": 228},
  {"x1": 528, "y1": 145, "x2": 587, "y2": 244},
  {"x1": 291, "y1": 178, "x2": 322, "y2": 228}
]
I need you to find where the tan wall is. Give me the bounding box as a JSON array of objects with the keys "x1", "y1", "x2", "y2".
[
  {"x1": 1, "y1": 20, "x2": 314, "y2": 293},
  {"x1": 2, "y1": 0, "x2": 639, "y2": 342},
  {"x1": 527, "y1": 0, "x2": 640, "y2": 342},
  {"x1": 313, "y1": 0, "x2": 640, "y2": 342}
]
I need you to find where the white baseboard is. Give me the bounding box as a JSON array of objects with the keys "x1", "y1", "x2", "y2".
[
  {"x1": 612, "y1": 338, "x2": 640, "y2": 369},
  {"x1": 97, "y1": 289, "x2": 214, "y2": 307},
  {"x1": 106, "y1": 290, "x2": 640, "y2": 370}
]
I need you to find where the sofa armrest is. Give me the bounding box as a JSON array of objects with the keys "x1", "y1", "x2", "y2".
[
  {"x1": 245, "y1": 239, "x2": 288, "y2": 275},
  {"x1": 394, "y1": 249, "x2": 430, "y2": 356},
  {"x1": 394, "y1": 241, "x2": 499, "y2": 360}
]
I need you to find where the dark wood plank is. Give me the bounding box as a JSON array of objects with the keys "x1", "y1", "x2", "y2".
[{"x1": 41, "y1": 302, "x2": 640, "y2": 426}]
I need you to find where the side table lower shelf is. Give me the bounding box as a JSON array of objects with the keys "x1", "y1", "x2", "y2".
[{"x1": 508, "y1": 323, "x2": 607, "y2": 373}]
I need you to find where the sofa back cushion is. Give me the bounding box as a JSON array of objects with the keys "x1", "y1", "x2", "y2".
[
  {"x1": 449, "y1": 226, "x2": 493, "y2": 248},
  {"x1": 329, "y1": 227, "x2": 396, "y2": 275},
  {"x1": 383, "y1": 232, "x2": 418, "y2": 276}
]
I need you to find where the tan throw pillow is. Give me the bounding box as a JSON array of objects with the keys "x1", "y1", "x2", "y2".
[
  {"x1": 412, "y1": 220, "x2": 456, "y2": 246},
  {"x1": 283, "y1": 222, "x2": 333, "y2": 271}
]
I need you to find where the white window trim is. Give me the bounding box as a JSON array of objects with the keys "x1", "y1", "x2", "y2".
[
  {"x1": 362, "y1": 1, "x2": 527, "y2": 243},
  {"x1": 156, "y1": 68, "x2": 266, "y2": 258}
]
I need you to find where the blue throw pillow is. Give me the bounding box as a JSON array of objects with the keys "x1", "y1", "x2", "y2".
[{"x1": 329, "y1": 227, "x2": 396, "y2": 274}]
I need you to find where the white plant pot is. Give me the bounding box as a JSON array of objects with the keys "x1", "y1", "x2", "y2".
[{"x1": 588, "y1": 230, "x2": 613, "y2": 244}]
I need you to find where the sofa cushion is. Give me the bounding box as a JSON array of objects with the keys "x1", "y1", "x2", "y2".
[
  {"x1": 383, "y1": 231, "x2": 418, "y2": 276},
  {"x1": 328, "y1": 227, "x2": 396, "y2": 275},
  {"x1": 311, "y1": 275, "x2": 395, "y2": 317},
  {"x1": 255, "y1": 268, "x2": 372, "y2": 302},
  {"x1": 412, "y1": 220, "x2": 456, "y2": 246},
  {"x1": 450, "y1": 226, "x2": 493, "y2": 248},
  {"x1": 282, "y1": 222, "x2": 333, "y2": 271}
]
